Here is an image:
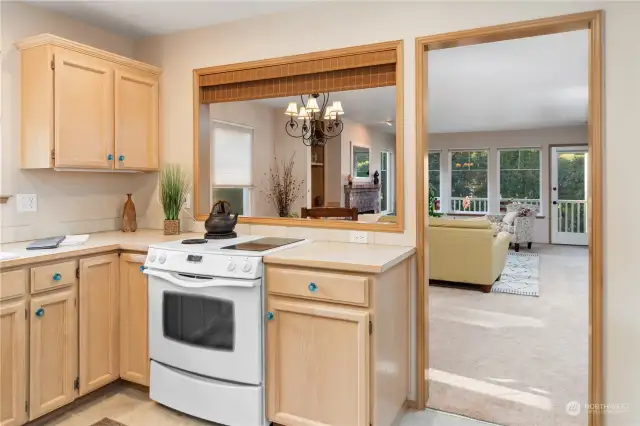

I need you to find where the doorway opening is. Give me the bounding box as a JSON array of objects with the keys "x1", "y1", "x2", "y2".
[{"x1": 414, "y1": 10, "x2": 603, "y2": 426}]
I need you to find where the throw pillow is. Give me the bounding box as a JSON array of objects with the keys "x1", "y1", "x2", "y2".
[
  {"x1": 503, "y1": 211, "x2": 518, "y2": 225},
  {"x1": 490, "y1": 222, "x2": 501, "y2": 237}
]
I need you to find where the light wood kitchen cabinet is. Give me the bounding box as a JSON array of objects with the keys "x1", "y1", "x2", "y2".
[
  {"x1": 115, "y1": 70, "x2": 159, "y2": 171},
  {"x1": 119, "y1": 253, "x2": 150, "y2": 386},
  {"x1": 78, "y1": 254, "x2": 120, "y2": 396},
  {"x1": 54, "y1": 49, "x2": 114, "y2": 169},
  {"x1": 0, "y1": 299, "x2": 27, "y2": 426},
  {"x1": 29, "y1": 287, "x2": 77, "y2": 420},
  {"x1": 267, "y1": 298, "x2": 369, "y2": 426},
  {"x1": 266, "y1": 260, "x2": 411, "y2": 426},
  {"x1": 18, "y1": 34, "x2": 161, "y2": 171}
]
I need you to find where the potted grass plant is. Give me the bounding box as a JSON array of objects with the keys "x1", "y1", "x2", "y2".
[{"x1": 160, "y1": 164, "x2": 190, "y2": 235}]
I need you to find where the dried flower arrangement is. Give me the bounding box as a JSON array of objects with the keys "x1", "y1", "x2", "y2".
[{"x1": 263, "y1": 153, "x2": 305, "y2": 218}]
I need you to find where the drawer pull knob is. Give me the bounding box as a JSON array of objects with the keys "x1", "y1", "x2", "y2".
[
  {"x1": 308, "y1": 282, "x2": 317, "y2": 292},
  {"x1": 35, "y1": 308, "x2": 45, "y2": 318},
  {"x1": 118, "y1": 155, "x2": 125, "y2": 162},
  {"x1": 107, "y1": 154, "x2": 113, "y2": 160},
  {"x1": 139, "y1": 265, "x2": 146, "y2": 272},
  {"x1": 266, "y1": 312, "x2": 274, "y2": 321},
  {"x1": 52, "y1": 272, "x2": 62, "y2": 281}
]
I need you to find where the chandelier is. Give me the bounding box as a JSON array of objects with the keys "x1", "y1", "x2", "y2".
[{"x1": 284, "y1": 93, "x2": 345, "y2": 147}]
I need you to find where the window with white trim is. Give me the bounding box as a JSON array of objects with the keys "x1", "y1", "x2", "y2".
[
  {"x1": 450, "y1": 150, "x2": 489, "y2": 213},
  {"x1": 211, "y1": 121, "x2": 253, "y2": 216},
  {"x1": 427, "y1": 151, "x2": 441, "y2": 211},
  {"x1": 498, "y1": 148, "x2": 541, "y2": 213}
]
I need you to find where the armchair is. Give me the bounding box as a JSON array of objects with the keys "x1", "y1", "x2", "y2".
[{"x1": 487, "y1": 203, "x2": 538, "y2": 252}]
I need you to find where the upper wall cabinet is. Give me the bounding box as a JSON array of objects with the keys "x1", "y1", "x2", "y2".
[{"x1": 18, "y1": 34, "x2": 161, "y2": 171}]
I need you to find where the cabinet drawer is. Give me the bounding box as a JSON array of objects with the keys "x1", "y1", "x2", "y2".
[
  {"x1": 0, "y1": 269, "x2": 27, "y2": 301},
  {"x1": 267, "y1": 267, "x2": 368, "y2": 306},
  {"x1": 31, "y1": 260, "x2": 77, "y2": 294}
]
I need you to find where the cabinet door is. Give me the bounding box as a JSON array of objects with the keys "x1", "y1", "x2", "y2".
[
  {"x1": 267, "y1": 298, "x2": 369, "y2": 426},
  {"x1": 54, "y1": 48, "x2": 114, "y2": 169},
  {"x1": 119, "y1": 254, "x2": 149, "y2": 386},
  {"x1": 0, "y1": 299, "x2": 27, "y2": 426},
  {"x1": 29, "y1": 288, "x2": 76, "y2": 420},
  {"x1": 114, "y1": 70, "x2": 159, "y2": 170},
  {"x1": 78, "y1": 254, "x2": 119, "y2": 396}
]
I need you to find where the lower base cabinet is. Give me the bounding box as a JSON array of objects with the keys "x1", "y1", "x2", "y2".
[
  {"x1": 267, "y1": 298, "x2": 370, "y2": 426},
  {"x1": 119, "y1": 254, "x2": 150, "y2": 386},
  {"x1": 0, "y1": 299, "x2": 27, "y2": 426},
  {"x1": 29, "y1": 287, "x2": 77, "y2": 420},
  {"x1": 79, "y1": 254, "x2": 120, "y2": 396}
]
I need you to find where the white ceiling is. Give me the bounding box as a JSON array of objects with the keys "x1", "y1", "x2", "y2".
[
  {"x1": 427, "y1": 30, "x2": 588, "y2": 133},
  {"x1": 254, "y1": 87, "x2": 397, "y2": 134},
  {"x1": 23, "y1": 0, "x2": 309, "y2": 38}
]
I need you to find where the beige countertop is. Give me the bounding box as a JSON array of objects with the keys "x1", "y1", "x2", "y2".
[
  {"x1": 264, "y1": 241, "x2": 416, "y2": 274},
  {"x1": 0, "y1": 230, "x2": 202, "y2": 269},
  {"x1": 1, "y1": 231, "x2": 416, "y2": 274}
]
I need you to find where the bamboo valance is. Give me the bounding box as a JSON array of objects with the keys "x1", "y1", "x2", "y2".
[{"x1": 197, "y1": 44, "x2": 398, "y2": 104}]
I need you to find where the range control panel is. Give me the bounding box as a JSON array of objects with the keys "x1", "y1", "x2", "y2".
[{"x1": 145, "y1": 249, "x2": 263, "y2": 280}]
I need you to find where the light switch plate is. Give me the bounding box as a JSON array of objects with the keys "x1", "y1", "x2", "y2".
[
  {"x1": 350, "y1": 231, "x2": 368, "y2": 244},
  {"x1": 16, "y1": 194, "x2": 37, "y2": 212},
  {"x1": 184, "y1": 193, "x2": 191, "y2": 209}
]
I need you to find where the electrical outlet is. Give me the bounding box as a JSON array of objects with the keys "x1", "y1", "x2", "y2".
[
  {"x1": 16, "y1": 194, "x2": 37, "y2": 212},
  {"x1": 184, "y1": 193, "x2": 191, "y2": 209},
  {"x1": 350, "y1": 231, "x2": 368, "y2": 244}
]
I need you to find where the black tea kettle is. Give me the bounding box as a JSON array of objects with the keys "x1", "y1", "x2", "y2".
[{"x1": 204, "y1": 200, "x2": 239, "y2": 235}]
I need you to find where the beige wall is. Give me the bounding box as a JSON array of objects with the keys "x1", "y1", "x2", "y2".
[
  {"x1": 0, "y1": 1, "x2": 155, "y2": 243},
  {"x1": 340, "y1": 118, "x2": 396, "y2": 207},
  {"x1": 428, "y1": 125, "x2": 588, "y2": 243},
  {"x1": 134, "y1": 2, "x2": 640, "y2": 417}
]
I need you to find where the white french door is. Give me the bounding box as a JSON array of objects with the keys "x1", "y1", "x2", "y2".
[
  {"x1": 551, "y1": 146, "x2": 588, "y2": 245},
  {"x1": 380, "y1": 150, "x2": 394, "y2": 214}
]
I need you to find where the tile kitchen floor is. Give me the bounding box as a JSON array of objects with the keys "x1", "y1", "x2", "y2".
[{"x1": 40, "y1": 382, "x2": 497, "y2": 426}]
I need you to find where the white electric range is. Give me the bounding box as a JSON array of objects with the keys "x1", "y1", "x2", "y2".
[{"x1": 143, "y1": 235, "x2": 307, "y2": 426}]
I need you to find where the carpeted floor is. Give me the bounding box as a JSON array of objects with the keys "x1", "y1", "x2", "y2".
[{"x1": 428, "y1": 244, "x2": 588, "y2": 426}]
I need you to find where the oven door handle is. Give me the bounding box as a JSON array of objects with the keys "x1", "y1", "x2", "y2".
[{"x1": 143, "y1": 269, "x2": 258, "y2": 288}]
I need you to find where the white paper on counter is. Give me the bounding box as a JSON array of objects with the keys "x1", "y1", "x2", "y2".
[{"x1": 59, "y1": 234, "x2": 90, "y2": 246}]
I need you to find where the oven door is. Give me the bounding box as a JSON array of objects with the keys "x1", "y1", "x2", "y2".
[{"x1": 146, "y1": 269, "x2": 263, "y2": 385}]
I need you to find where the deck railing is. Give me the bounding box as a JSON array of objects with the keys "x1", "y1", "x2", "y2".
[
  {"x1": 556, "y1": 200, "x2": 587, "y2": 233},
  {"x1": 433, "y1": 197, "x2": 542, "y2": 214}
]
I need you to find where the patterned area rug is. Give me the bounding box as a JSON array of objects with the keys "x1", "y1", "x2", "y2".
[
  {"x1": 90, "y1": 419, "x2": 127, "y2": 426},
  {"x1": 491, "y1": 251, "x2": 540, "y2": 296}
]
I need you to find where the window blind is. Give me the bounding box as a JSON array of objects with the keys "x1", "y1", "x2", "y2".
[{"x1": 211, "y1": 122, "x2": 253, "y2": 187}]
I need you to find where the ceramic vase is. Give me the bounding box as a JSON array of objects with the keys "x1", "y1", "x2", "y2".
[
  {"x1": 122, "y1": 194, "x2": 137, "y2": 232},
  {"x1": 164, "y1": 219, "x2": 180, "y2": 235}
]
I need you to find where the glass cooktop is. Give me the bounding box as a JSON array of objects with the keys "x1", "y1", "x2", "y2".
[{"x1": 221, "y1": 237, "x2": 303, "y2": 252}]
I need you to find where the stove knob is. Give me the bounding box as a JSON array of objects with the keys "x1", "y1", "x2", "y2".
[
  {"x1": 241, "y1": 261, "x2": 252, "y2": 273},
  {"x1": 148, "y1": 253, "x2": 157, "y2": 263},
  {"x1": 158, "y1": 253, "x2": 167, "y2": 264},
  {"x1": 227, "y1": 262, "x2": 237, "y2": 272}
]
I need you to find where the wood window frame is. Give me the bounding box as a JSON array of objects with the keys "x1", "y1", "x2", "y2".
[
  {"x1": 414, "y1": 11, "x2": 604, "y2": 425},
  {"x1": 193, "y1": 41, "x2": 405, "y2": 233}
]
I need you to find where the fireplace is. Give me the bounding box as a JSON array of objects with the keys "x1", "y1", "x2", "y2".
[{"x1": 344, "y1": 184, "x2": 381, "y2": 214}]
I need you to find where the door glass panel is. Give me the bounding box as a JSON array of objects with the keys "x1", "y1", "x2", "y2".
[{"x1": 163, "y1": 292, "x2": 235, "y2": 351}]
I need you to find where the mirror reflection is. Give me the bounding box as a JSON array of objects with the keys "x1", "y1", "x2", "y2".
[{"x1": 197, "y1": 86, "x2": 397, "y2": 224}]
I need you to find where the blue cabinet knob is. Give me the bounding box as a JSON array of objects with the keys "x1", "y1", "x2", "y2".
[
  {"x1": 139, "y1": 265, "x2": 146, "y2": 272},
  {"x1": 266, "y1": 312, "x2": 274, "y2": 321},
  {"x1": 52, "y1": 272, "x2": 62, "y2": 281},
  {"x1": 118, "y1": 155, "x2": 125, "y2": 162},
  {"x1": 35, "y1": 308, "x2": 45, "y2": 317},
  {"x1": 107, "y1": 154, "x2": 113, "y2": 160},
  {"x1": 308, "y1": 282, "x2": 317, "y2": 292}
]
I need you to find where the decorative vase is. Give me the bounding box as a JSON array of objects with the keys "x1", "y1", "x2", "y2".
[
  {"x1": 347, "y1": 174, "x2": 353, "y2": 185},
  {"x1": 373, "y1": 170, "x2": 380, "y2": 185},
  {"x1": 164, "y1": 219, "x2": 180, "y2": 235},
  {"x1": 122, "y1": 194, "x2": 137, "y2": 232}
]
